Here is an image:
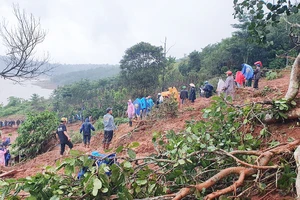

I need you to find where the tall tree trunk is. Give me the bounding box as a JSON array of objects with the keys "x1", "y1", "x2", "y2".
[{"x1": 285, "y1": 53, "x2": 300, "y2": 102}]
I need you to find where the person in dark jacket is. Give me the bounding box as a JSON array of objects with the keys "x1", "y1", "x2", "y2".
[
  {"x1": 80, "y1": 118, "x2": 95, "y2": 148},
  {"x1": 203, "y1": 81, "x2": 214, "y2": 98},
  {"x1": 253, "y1": 61, "x2": 262, "y2": 89},
  {"x1": 180, "y1": 86, "x2": 189, "y2": 105},
  {"x1": 56, "y1": 117, "x2": 73, "y2": 156},
  {"x1": 189, "y1": 83, "x2": 196, "y2": 103}
]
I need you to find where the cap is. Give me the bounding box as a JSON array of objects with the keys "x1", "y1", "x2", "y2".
[
  {"x1": 189, "y1": 83, "x2": 195, "y2": 87},
  {"x1": 61, "y1": 117, "x2": 67, "y2": 122},
  {"x1": 204, "y1": 81, "x2": 208, "y2": 84},
  {"x1": 106, "y1": 108, "x2": 112, "y2": 113},
  {"x1": 182, "y1": 86, "x2": 186, "y2": 89},
  {"x1": 226, "y1": 70, "x2": 232, "y2": 75}
]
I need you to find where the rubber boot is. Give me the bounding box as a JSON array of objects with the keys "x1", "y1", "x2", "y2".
[{"x1": 129, "y1": 120, "x2": 132, "y2": 127}]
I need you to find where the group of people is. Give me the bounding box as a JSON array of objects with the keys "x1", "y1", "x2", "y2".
[
  {"x1": 0, "y1": 119, "x2": 23, "y2": 128},
  {"x1": 216, "y1": 61, "x2": 263, "y2": 99},
  {"x1": 55, "y1": 61, "x2": 263, "y2": 156},
  {"x1": 235, "y1": 61, "x2": 262, "y2": 89},
  {"x1": 0, "y1": 135, "x2": 11, "y2": 167},
  {"x1": 56, "y1": 107, "x2": 117, "y2": 156},
  {"x1": 179, "y1": 81, "x2": 215, "y2": 105}
]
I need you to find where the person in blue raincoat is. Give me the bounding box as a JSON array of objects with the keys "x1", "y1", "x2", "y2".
[
  {"x1": 133, "y1": 98, "x2": 142, "y2": 119},
  {"x1": 140, "y1": 97, "x2": 148, "y2": 119},
  {"x1": 241, "y1": 63, "x2": 254, "y2": 87},
  {"x1": 146, "y1": 96, "x2": 154, "y2": 113}
]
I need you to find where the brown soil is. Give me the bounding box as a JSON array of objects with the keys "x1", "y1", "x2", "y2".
[{"x1": 0, "y1": 69, "x2": 299, "y2": 199}]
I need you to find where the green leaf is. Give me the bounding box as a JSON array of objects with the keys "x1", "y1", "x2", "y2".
[
  {"x1": 148, "y1": 184, "x2": 156, "y2": 193},
  {"x1": 129, "y1": 141, "x2": 140, "y2": 148},
  {"x1": 291, "y1": 6, "x2": 298, "y2": 13},
  {"x1": 127, "y1": 149, "x2": 136, "y2": 159},
  {"x1": 136, "y1": 179, "x2": 147, "y2": 186},
  {"x1": 69, "y1": 149, "x2": 81, "y2": 157},
  {"x1": 178, "y1": 159, "x2": 185, "y2": 165},
  {"x1": 92, "y1": 178, "x2": 102, "y2": 196},
  {"x1": 101, "y1": 188, "x2": 109, "y2": 193},
  {"x1": 116, "y1": 145, "x2": 124, "y2": 153},
  {"x1": 123, "y1": 161, "x2": 132, "y2": 169},
  {"x1": 266, "y1": 3, "x2": 272, "y2": 10}
]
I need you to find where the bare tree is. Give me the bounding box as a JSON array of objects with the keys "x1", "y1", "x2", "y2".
[{"x1": 0, "y1": 4, "x2": 53, "y2": 81}]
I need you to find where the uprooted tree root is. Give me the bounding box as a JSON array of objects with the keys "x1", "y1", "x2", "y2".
[{"x1": 153, "y1": 140, "x2": 300, "y2": 200}]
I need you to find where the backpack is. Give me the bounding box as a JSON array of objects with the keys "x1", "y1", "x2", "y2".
[
  {"x1": 83, "y1": 122, "x2": 90, "y2": 135},
  {"x1": 77, "y1": 151, "x2": 117, "y2": 179}
]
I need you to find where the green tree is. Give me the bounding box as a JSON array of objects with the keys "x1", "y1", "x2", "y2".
[
  {"x1": 120, "y1": 42, "x2": 166, "y2": 96},
  {"x1": 188, "y1": 50, "x2": 201, "y2": 72}
]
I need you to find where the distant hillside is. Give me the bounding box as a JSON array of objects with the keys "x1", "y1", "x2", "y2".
[
  {"x1": 0, "y1": 55, "x2": 120, "y2": 86},
  {"x1": 50, "y1": 65, "x2": 120, "y2": 86},
  {"x1": 49, "y1": 63, "x2": 119, "y2": 75}
]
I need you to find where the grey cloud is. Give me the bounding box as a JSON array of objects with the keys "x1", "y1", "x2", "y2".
[{"x1": 0, "y1": 0, "x2": 238, "y2": 64}]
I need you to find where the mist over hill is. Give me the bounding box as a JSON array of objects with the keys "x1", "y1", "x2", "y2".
[
  {"x1": 50, "y1": 64, "x2": 120, "y2": 86},
  {"x1": 0, "y1": 55, "x2": 120, "y2": 86}
]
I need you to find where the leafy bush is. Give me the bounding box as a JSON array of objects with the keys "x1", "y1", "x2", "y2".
[
  {"x1": 12, "y1": 111, "x2": 58, "y2": 158},
  {"x1": 266, "y1": 70, "x2": 282, "y2": 80},
  {"x1": 70, "y1": 130, "x2": 83, "y2": 144},
  {"x1": 150, "y1": 96, "x2": 178, "y2": 119}
]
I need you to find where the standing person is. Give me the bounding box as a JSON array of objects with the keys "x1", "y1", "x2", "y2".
[
  {"x1": 223, "y1": 71, "x2": 235, "y2": 99},
  {"x1": 0, "y1": 145, "x2": 6, "y2": 166},
  {"x1": 189, "y1": 83, "x2": 196, "y2": 103},
  {"x1": 56, "y1": 117, "x2": 73, "y2": 156},
  {"x1": 140, "y1": 97, "x2": 147, "y2": 119},
  {"x1": 203, "y1": 81, "x2": 214, "y2": 98},
  {"x1": 103, "y1": 108, "x2": 116, "y2": 150},
  {"x1": 241, "y1": 63, "x2": 254, "y2": 87},
  {"x1": 146, "y1": 96, "x2": 154, "y2": 114},
  {"x1": 235, "y1": 71, "x2": 245, "y2": 88},
  {"x1": 253, "y1": 61, "x2": 262, "y2": 89},
  {"x1": 216, "y1": 79, "x2": 225, "y2": 96},
  {"x1": 127, "y1": 100, "x2": 135, "y2": 127},
  {"x1": 133, "y1": 98, "x2": 142, "y2": 119},
  {"x1": 180, "y1": 86, "x2": 189, "y2": 105},
  {"x1": 80, "y1": 118, "x2": 95, "y2": 148}
]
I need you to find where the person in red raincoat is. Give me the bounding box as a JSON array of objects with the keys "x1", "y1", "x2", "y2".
[{"x1": 235, "y1": 71, "x2": 245, "y2": 88}]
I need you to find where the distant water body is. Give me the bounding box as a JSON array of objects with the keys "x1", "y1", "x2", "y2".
[{"x1": 0, "y1": 78, "x2": 53, "y2": 105}]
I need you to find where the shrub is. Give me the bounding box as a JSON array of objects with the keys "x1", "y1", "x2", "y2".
[
  {"x1": 266, "y1": 70, "x2": 282, "y2": 80},
  {"x1": 12, "y1": 111, "x2": 58, "y2": 158},
  {"x1": 150, "y1": 96, "x2": 178, "y2": 119},
  {"x1": 70, "y1": 130, "x2": 82, "y2": 144}
]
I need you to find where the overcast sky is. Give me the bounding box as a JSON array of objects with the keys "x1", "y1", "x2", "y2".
[{"x1": 0, "y1": 0, "x2": 238, "y2": 65}]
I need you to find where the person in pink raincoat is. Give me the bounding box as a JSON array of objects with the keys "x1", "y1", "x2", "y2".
[
  {"x1": 127, "y1": 99, "x2": 135, "y2": 127},
  {"x1": 0, "y1": 146, "x2": 6, "y2": 166}
]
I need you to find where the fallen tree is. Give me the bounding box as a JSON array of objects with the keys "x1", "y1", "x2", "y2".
[{"x1": 172, "y1": 140, "x2": 300, "y2": 200}]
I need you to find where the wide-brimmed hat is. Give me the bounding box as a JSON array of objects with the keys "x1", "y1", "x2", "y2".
[
  {"x1": 226, "y1": 70, "x2": 232, "y2": 75},
  {"x1": 61, "y1": 117, "x2": 67, "y2": 122},
  {"x1": 189, "y1": 83, "x2": 195, "y2": 87}
]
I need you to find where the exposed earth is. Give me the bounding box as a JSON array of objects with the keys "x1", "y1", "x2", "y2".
[{"x1": 0, "y1": 68, "x2": 299, "y2": 199}]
